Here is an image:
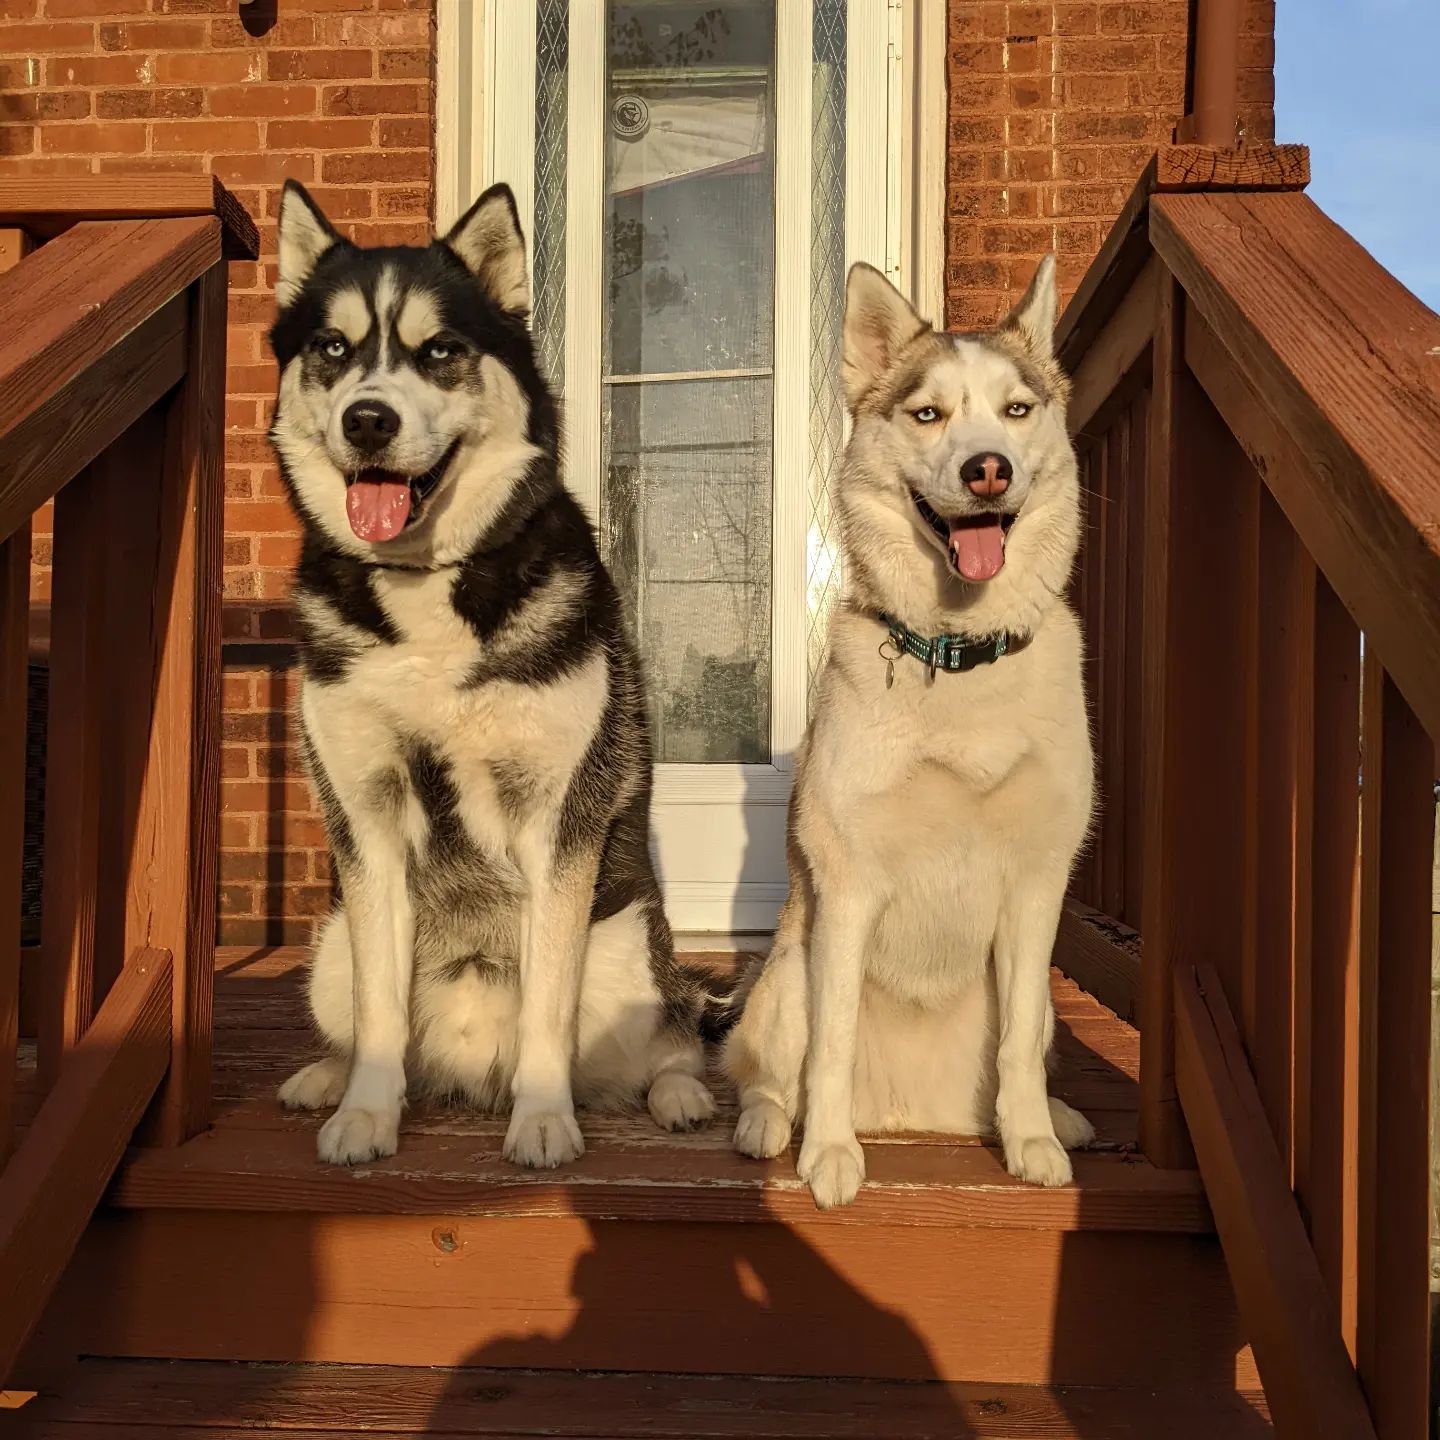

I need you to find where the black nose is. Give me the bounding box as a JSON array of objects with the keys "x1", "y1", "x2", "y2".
[
  {"x1": 959, "y1": 451, "x2": 1013, "y2": 498},
  {"x1": 341, "y1": 400, "x2": 401, "y2": 455}
]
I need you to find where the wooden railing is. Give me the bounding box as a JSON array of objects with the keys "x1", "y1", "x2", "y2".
[
  {"x1": 1055, "y1": 144, "x2": 1439, "y2": 1440},
  {"x1": 0, "y1": 177, "x2": 257, "y2": 1382}
]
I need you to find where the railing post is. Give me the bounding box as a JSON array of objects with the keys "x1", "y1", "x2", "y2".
[
  {"x1": 1137, "y1": 274, "x2": 1191, "y2": 1167},
  {"x1": 1139, "y1": 275, "x2": 1262, "y2": 1168},
  {"x1": 0, "y1": 228, "x2": 30, "y2": 1167},
  {"x1": 37, "y1": 461, "x2": 110, "y2": 1093},
  {"x1": 0, "y1": 522, "x2": 26, "y2": 1166},
  {"x1": 129, "y1": 261, "x2": 226, "y2": 1145},
  {"x1": 1355, "y1": 661, "x2": 1433, "y2": 1439}
]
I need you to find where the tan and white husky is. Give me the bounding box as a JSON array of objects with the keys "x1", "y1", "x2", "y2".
[{"x1": 722, "y1": 256, "x2": 1095, "y2": 1209}]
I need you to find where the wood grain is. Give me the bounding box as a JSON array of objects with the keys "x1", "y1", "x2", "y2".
[
  {"x1": 0, "y1": 521, "x2": 28, "y2": 1162},
  {"x1": 1245, "y1": 492, "x2": 1313, "y2": 1167},
  {"x1": 1299, "y1": 574, "x2": 1361, "y2": 1350},
  {"x1": 106, "y1": 1119, "x2": 1207, "y2": 1232},
  {"x1": 1052, "y1": 901, "x2": 1141, "y2": 1024},
  {"x1": 36, "y1": 466, "x2": 109, "y2": 1092},
  {"x1": 1136, "y1": 275, "x2": 1263, "y2": 1171},
  {"x1": 1152, "y1": 144, "x2": 1310, "y2": 192},
  {"x1": 0, "y1": 217, "x2": 219, "y2": 542},
  {"x1": 0, "y1": 175, "x2": 258, "y2": 259},
  {"x1": 134, "y1": 261, "x2": 225, "y2": 1145},
  {"x1": 83, "y1": 953, "x2": 1200, "y2": 1228},
  {"x1": 0, "y1": 228, "x2": 32, "y2": 271},
  {"x1": 45, "y1": 1209, "x2": 1258, "y2": 1388},
  {"x1": 1174, "y1": 962, "x2": 1376, "y2": 1440},
  {"x1": 1355, "y1": 663, "x2": 1434, "y2": 1440},
  {"x1": 1066, "y1": 256, "x2": 1157, "y2": 438},
  {"x1": 1056, "y1": 143, "x2": 1309, "y2": 373},
  {"x1": 1056, "y1": 160, "x2": 1156, "y2": 375},
  {"x1": 0, "y1": 296, "x2": 187, "y2": 543},
  {"x1": 8, "y1": 1358, "x2": 1274, "y2": 1438},
  {"x1": 0, "y1": 947, "x2": 171, "y2": 1385},
  {"x1": 1151, "y1": 189, "x2": 1440, "y2": 741}
]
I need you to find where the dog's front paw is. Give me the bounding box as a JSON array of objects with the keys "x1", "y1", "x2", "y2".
[
  {"x1": 1004, "y1": 1133, "x2": 1073, "y2": 1187},
  {"x1": 734, "y1": 1098, "x2": 792, "y2": 1159},
  {"x1": 504, "y1": 1109, "x2": 585, "y2": 1169},
  {"x1": 278, "y1": 1057, "x2": 348, "y2": 1111},
  {"x1": 647, "y1": 1072, "x2": 716, "y2": 1132},
  {"x1": 797, "y1": 1135, "x2": 866, "y2": 1210},
  {"x1": 317, "y1": 1105, "x2": 399, "y2": 1165}
]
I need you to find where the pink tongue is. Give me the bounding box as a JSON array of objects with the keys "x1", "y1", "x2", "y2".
[
  {"x1": 949, "y1": 518, "x2": 1006, "y2": 582},
  {"x1": 345, "y1": 476, "x2": 412, "y2": 542}
]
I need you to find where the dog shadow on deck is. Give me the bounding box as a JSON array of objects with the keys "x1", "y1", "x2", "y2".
[
  {"x1": 415, "y1": 1009, "x2": 1265, "y2": 1439},
  {"x1": 422, "y1": 1199, "x2": 978, "y2": 1437}
]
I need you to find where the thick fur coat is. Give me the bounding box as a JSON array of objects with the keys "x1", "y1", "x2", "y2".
[
  {"x1": 723, "y1": 258, "x2": 1095, "y2": 1208},
  {"x1": 267, "y1": 181, "x2": 718, "y2": 1168}
]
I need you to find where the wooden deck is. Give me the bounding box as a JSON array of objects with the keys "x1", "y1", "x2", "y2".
[
  {"x1": 17, "y1": 949, "x2": 1261, "y2": 1404},
  {"x1": 6, "y1": 1358, "x2": 1273, "y2": 1438},
  {"x1": 87, "y1": 946, "x2": 1209, "y2": 1232}
]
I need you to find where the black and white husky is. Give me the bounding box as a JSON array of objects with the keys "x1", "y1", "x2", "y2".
[{"x1": 267, "y1": 181, "x2": 718, "y2": 1168}]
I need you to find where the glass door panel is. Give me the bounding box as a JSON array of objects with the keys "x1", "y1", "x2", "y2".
[{"x1": 600, "y1": 1, "x2": 777, "y2": 764}]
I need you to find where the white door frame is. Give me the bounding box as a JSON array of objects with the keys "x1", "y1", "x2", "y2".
[
  {"x1": 436, "y1": 1, "x2": 947, "y2": 313},
  {"x1": 434, "y1": 0, "x2": 946, "y2": 939}
]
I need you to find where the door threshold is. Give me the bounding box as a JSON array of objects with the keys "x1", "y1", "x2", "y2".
[{"x1": 673, "y1": 931, "x2": 773, "y2": 955}]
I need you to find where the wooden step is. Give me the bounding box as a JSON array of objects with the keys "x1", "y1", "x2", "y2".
[
  {"x1": 7, "y1": 1359, "x2": 1273, "y2": 1438},
  {"x1": 103, "y1": 948, "x2": 1208, "y2": 1231},
  {"x1": 21, "y1": 950, "x2": 1258, "y2": 1395}
]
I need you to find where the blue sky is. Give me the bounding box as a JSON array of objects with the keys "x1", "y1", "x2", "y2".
[{"x1": 1276, "y1": 0, "x2": 1440, "y2": 310}]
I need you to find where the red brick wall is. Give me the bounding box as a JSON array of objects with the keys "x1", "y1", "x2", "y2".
[
  {"x1": 2, "y1": 0, "x2": 1274, "y2": 943},
  {"x1": 0, "y1": 0, "x2": 436, "y2": 942},
  {"x1": 943, "y1": 0, "x2": 1275, "y2": 327}
]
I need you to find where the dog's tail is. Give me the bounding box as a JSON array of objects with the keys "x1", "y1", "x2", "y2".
[{"x1": 682, "y1": 961, "x2": 749, "y2": 1045}]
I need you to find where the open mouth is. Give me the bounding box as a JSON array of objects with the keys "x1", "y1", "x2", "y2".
[
  {"x1": 912, "y1": 490, "x2": 1016, "y2": 583},
  {"x1": 343, "y1": 440, "x2": 460, "y2": 543}
]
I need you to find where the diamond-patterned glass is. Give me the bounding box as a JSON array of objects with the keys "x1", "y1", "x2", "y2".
[
  {"x1": 806, "y1": 0, "x2": 846, "y2": 710},
  {"x1": 532, "y1": 0, "x2": 569, "y2": 390}
]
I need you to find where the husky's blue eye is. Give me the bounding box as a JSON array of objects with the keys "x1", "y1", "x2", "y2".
[
  {"x1": 320, "y1": 337, "x2": 350, "y2": 361},
  {"x1": 421, "y1": 339, "x2": 457, "y2": 362},
  {"x1": 912, "y1": 406, "x2": 940, "y2": 424},
  {"x1": 1006, "y1": 401, "x2": 1034, "y2": 418}
]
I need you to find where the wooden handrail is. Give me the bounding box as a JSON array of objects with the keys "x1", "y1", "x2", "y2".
[
  {"x1": 0, "y1": 174, "x2": 258, "y2": 258},
  {"x1": 0, "y1": 216, "x2": 220, "y2": 544},
  {"x1": 0, "y1": 946, "x2": 172, "y2": 1382},
  {"x1": 1, "y1": 178, "x2": 250, "y2": 1376},
  {"x1": 1054, "y1": 145, "x2": 1438, "y2": 1440},
  {"x1": 1150, "y1": 189, "x2": 1440, "y2": 739}
]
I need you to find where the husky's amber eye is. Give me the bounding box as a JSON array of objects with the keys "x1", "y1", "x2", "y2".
[
  {"x1": 912, "y1": 405, "x2": 940, "y2": 424},
  {"x1": 1005, "y1": 401, "x2": 1034, "y2": 419}
]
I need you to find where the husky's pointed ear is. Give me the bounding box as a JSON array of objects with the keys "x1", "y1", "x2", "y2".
[
  {"x1": 442, "y1": 183, "x2": 530, "y2": 317},
  {"x1": 1001, "y1": 254, "x2": 1058, "y2": 361},
  {"x1": 276, "y1": 180, "x2": 340, "y2": 310},
  {"x1": 843, "y1": 262, "x2": 929, "y2": 412}
]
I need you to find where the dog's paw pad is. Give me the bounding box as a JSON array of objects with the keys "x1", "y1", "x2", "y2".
[
  {"x1": 1005, "y1": 1134, "x2": 1073, "y2": 1187},
  {"x1": 733, "y1": 1099, "x2": 792, "y2": 1159},
  {"x1": 797, "y1": 1138, "x2": 866, "y2": 1210},
  {"x1": 317, "y1": 1106, "x2": 399, "y2": 1165},
  {"x1": 503, "y1": 1110, "x2": 584, "y2": 1169},
  {"x1": 1048, "y1": 1097, "x2": 1096, "y2": 1150},
  {"x1": 278, "y1": 1058, "x2": 348, "y2": 1112},
  {"x1": 648, "y1": 1073, "x2": 716, "y2": 1132}
]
